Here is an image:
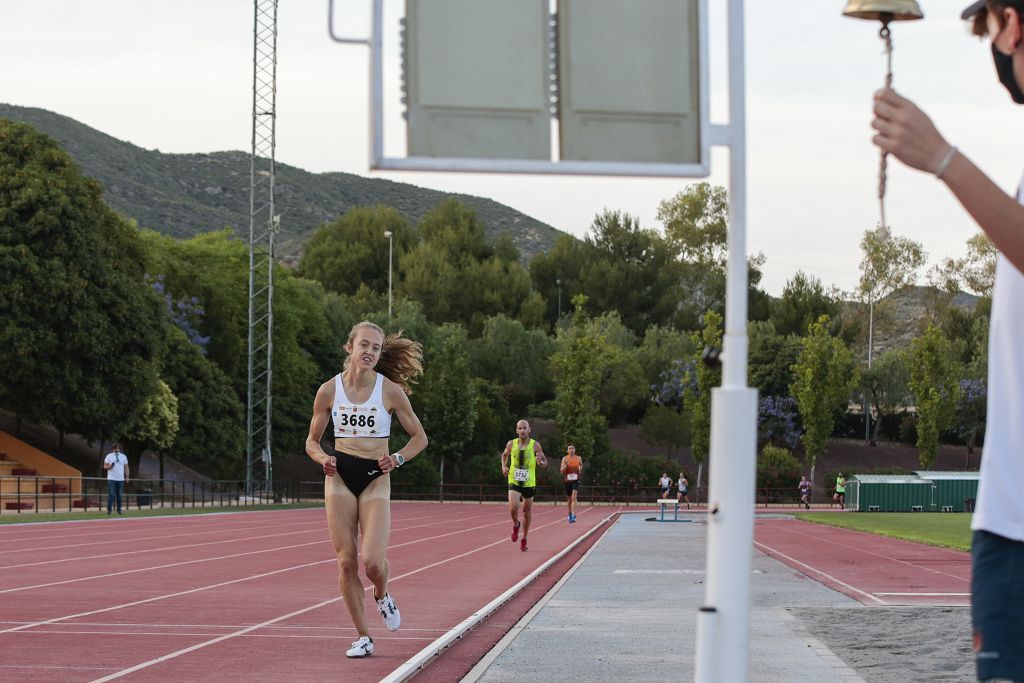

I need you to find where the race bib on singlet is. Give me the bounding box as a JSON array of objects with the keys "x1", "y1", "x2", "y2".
[
  {"x1": 513, "y1": 468, "x2": 530, "y2": 483},
  {"x1": 566, "y1": 473, "x2": 578, "y2": 481}
]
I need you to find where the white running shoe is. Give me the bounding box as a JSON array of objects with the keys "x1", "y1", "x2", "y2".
[
  {"x1": 376, "y1": 592, "x2": 401, "y2": 632},
  {"x1": 346, "y1": 636, "x2": 374, "y2": 658}
]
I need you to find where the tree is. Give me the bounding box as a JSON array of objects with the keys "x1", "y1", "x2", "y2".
[
  {"x1": 747, "y1": 321, "x2": 802, "y2": 398},
  {"x1": 772, "y1": 271, "x2": 841, "y2": 337},
  {"x1": 0, "y1": 119, "x2": 164, "y2": 440},
  {"x1": 640, "y1": 404, "x2": 689, "y2": 459},
  {"x1": 121, "y1": 379, "x2": 179, "y2": 478},
  {"x1": 401, "y1": 200, "x2": 532, "y2": 334},
  {"x1": 576, "y1": 210, "x2": 682, "y2": 335},
  {"x1": 908, "y1": 326, "x2": 962, "y2": 469},
  {"x1": 159, "y1": 326, "x2": 245, "y2": 478},
  {"x1": 549, "y1": 295, "x2": 610, "y2": 459},
  {"x1": 935, "y1": 233, "x2": 997, "y2": 299},
  {"x1": 297, "y1": 206, "x2": 414, "y2": 297},
  {"x1": 657, "y1": 183, "x2": 768, "y2": 328},
  {"x1": 858, "y1": 349, "x2": 911, "y2": 444},
  {"x1": 857, "y1": 225, "x2": 926, "y2": 360},
  {"x1": 658, "y1": 182, "x2": 728, "y2": 267},
  {"x1": 528, "y1": 233, "x2": 589, "y2": 327},
  {"x1": 758, "y1": 396, "x2": 800, "y2": 450},
  {"x1": 141, "y1": 229, "x2": 334, "y2": 458},
  {"x1": 790, "y1": 315, "x2": 858, "y2": 483},
  {"x1": 415, "y1": 323, "x2": 477, "y2": 483},
  {"x1": 685, "y1": 310, "x2": 723, "y2": 493},
  {"x1": 468, "y1": 314, "x2": 554, "y2": 416},
  {"x1": 955, "y1": 378, "x2": 986, "y2": 465},
  {"x1": 636, "y1": 324, "x2": 696, "y2": 389}
]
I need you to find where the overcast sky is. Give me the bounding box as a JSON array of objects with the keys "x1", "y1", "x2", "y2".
[{"x1": 2, "y1": 1, "x2": 1019, "y2": 295}]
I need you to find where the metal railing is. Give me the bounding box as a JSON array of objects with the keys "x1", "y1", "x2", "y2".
[
  {"x1": 0, "y1": 476, "x2": 315, "y2": 515},
  {"x1": 0, "y1": 477, "x2": 833, "y2": 514}
]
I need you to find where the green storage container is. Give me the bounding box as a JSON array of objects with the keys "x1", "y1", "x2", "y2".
[
  {"x1": 915, "y1": 471, "x2": 980, "y2": 512},
  {"x1": 848, "y1": 475, "x2": 934, "y2": 512}
]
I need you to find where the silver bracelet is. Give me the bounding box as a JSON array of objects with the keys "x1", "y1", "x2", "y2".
[{"x1": 934, "y1": 145, "x2": 958, "y2": 179}]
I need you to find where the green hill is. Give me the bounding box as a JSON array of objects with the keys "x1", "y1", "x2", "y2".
[{"x1": 0, "y1": 103, "x2": 563, "y2": 262}]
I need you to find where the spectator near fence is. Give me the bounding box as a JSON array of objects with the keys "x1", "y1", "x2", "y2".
[{"x1": 103, "y1": 442, "x2": 129, "y2": 515}]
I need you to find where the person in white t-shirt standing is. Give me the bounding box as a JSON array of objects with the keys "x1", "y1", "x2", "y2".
[
  {"x1": 871, "y1": 3, "x2": 1024, "y2": 678},
  {"x1": 103, "y1": 442, "x2": 129, "y2": 515}
]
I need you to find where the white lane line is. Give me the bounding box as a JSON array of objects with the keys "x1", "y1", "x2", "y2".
[
  {"x1": 0, "y1": 504, "x2": 438, "y2": 548},
  {"x1": 0, "y1": 512, "x2": 500, "y2": 593},
  {"x1": 873, "y1": 592, "x2": 970, "y2": 597},
  {"x1": 2, "y1": 507, "x2": 536, "y2": 610},
  {"x1": 0, "y1": 527, "x2": 324, "y2": 570},
  {"x1": 5, "y1": 628, "x2": 439, "y2": 640},
  {"x1": 0, "y1": 508, "x2": 321, "y2": 543},
  {"x1": 753, "y1": 540, "x2": 888, "y2": 605},
  {"x1": 0, "y1": 519, "x2": 321, "y2": 556},
  {"x1": 0, "y1": 539, "x2": 330, "y2": 594},
  {"x1": 87, "y1": 511, "x2": 580, "y2": 682},
  {"x1": 0, "y1": 510, "x2": 486, "y2": 572},
  {"x1": 612, "y1": 569, "x2": 765, "y2": 574},
  {"x1": 776, "y1": 521, "x2": 970, "y2": 583},
  {"x1": 0, "y1": 560, "x2": 330, "y2": 635}
]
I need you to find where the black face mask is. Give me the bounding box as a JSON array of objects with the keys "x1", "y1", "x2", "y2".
[{"x1": 992, "y1": 43, "x2": 1024, "y2": 104}]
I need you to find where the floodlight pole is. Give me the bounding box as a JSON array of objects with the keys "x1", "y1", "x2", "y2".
[
  {"x1": 694, "y1": 1, "x2": 757, "y2": 682},
  {"x1": 246, "y1": 0, "x2": 278, "y2": 496}
]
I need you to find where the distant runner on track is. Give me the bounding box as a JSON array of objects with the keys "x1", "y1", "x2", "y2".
[
  {"x1": 304, "y1": 321, "x2": 429, "y2": 659},
  {"x1": 501, "y1": 420, "x2": 548, "y2": 551},
  {"x1": 560, "y1": 444, "x2": 583, "y2": 524}
]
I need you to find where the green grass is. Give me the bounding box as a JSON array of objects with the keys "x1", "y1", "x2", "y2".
[
  {"x1": 0, "y1": 502, "x2": 324, "y2": 525},
  {"x1": 793, "y1": 512, "x2": 972, "y2": 552}
]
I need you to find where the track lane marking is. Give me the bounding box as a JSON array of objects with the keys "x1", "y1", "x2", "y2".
[
  {"x1": 0, "y1": 508, "x2": 491, "y2": 572},
  {"x1": 85, "y1": 513, "x2": 584, "y2": 682},
  {"x1": 753, "y1": 540, "x2": 888, "y2": 605},
  {"x1": 0, "y1": 510, "x2": 517, "y2": 593},
  {"x1": 763, "y1": 519, "x2": 970, "y2": 582}
]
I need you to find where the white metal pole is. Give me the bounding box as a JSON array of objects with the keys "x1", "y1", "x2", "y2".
[
  {"x1": 385, "y1": 230, "x2": 393, "y2": 318},
  {"x1": 695, "y1": 1, "x2": 757, "y2": 681},
  {"x1": 866, "y1": 296, "x2": 874, "y2": 441}
]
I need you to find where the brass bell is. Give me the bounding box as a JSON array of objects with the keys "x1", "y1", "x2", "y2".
[{"x1": 842, "y1": 0, "x2": 924, "y2": 21}]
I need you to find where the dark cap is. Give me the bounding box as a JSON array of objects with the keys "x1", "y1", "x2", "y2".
[{"x1": 963, "y1": 0, "x2": 1024, "y2": 20}]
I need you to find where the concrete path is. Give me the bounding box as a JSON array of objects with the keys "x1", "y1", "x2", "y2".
[{"x1": 468, "y1": 512, "x2": 865, "y2": 682}]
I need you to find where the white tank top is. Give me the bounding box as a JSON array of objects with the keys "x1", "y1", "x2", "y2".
[
  {"x1": 332, "y1": 373, "x2": 391, "y2": 438},
  {"x1": 971, "y1": 178, "x2": 1024, "y2": 542}
]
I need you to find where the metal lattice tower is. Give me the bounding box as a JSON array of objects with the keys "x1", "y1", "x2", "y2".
[{"x1": 246, "y1": 0, "x2": 278, "y2": 495}]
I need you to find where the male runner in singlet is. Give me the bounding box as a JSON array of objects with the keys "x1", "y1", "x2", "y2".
[
  {"x1": 560, "y1": 444, "x2": 583, "y2": 524},
  {"x1": 500, "y1": 420, "x2": 548, "y2": 551}
]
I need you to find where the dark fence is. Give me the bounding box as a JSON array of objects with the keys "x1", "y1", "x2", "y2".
[
  {"x1": 0, "y1": 476, "x2": 315, "y2": 515},
  {"x1": 1, "y1": 477, "x2": 831, "y2": 515}
]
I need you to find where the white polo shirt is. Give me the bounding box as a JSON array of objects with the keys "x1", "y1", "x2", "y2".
[
  {"x1": 104, "y1": 451, "x2": 127, "y2": 481},
  {"x1": 971, "y1": 206, "x2": 1024, "y2": 542}
]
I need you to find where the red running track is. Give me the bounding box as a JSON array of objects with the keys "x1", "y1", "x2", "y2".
[
  {"x1": 754, "y1": 517, "x2": 971, "y2": 606},
  {"x1": 0, "y1": 502, "x2": 612, "y2": 682}
]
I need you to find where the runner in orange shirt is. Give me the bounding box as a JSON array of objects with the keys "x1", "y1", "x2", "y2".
[{"x1": 560, "y1": 444, "x2": 583, "y2": 524}]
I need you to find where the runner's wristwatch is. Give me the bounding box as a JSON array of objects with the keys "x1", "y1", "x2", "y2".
[{"x1": 392, "y1": 452, "x2": 405, "y2": 468}]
